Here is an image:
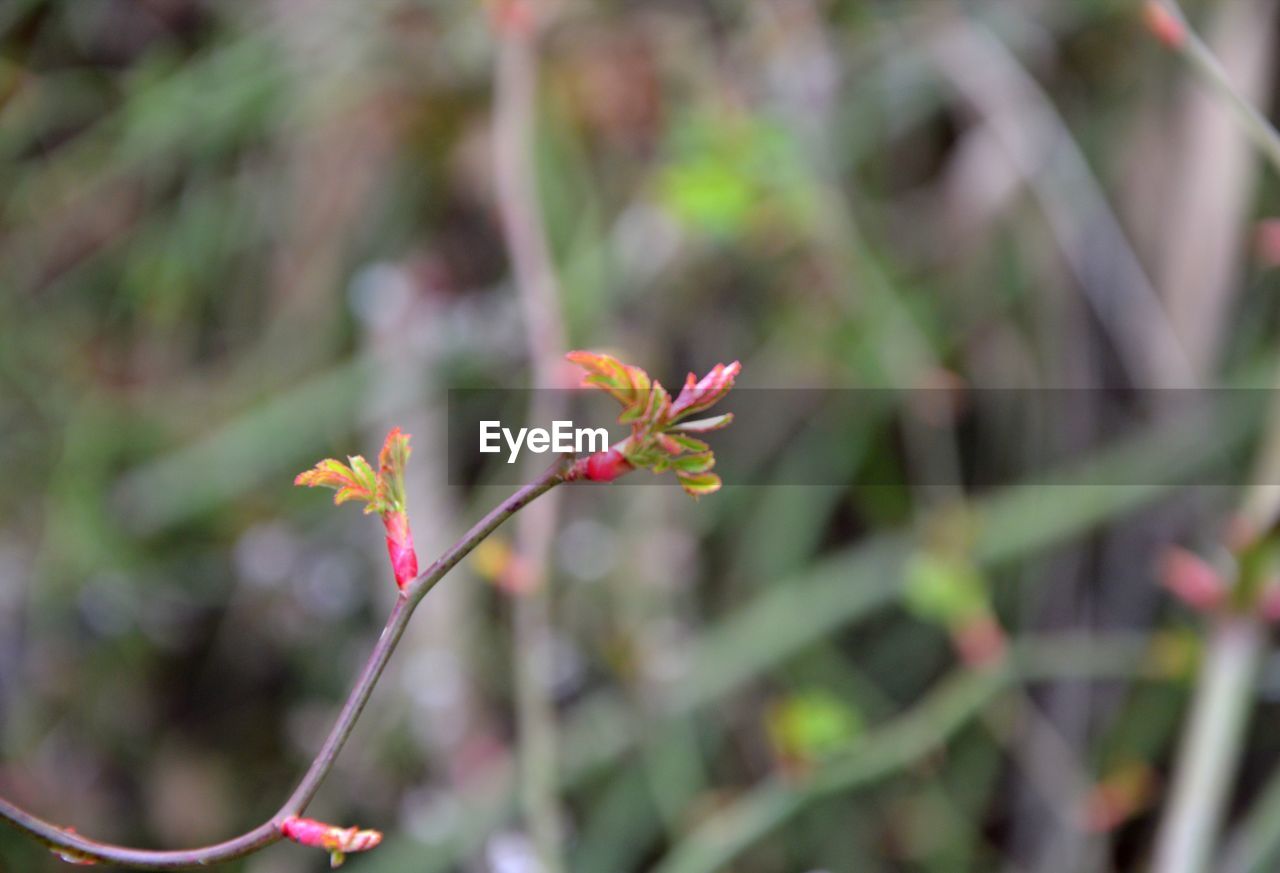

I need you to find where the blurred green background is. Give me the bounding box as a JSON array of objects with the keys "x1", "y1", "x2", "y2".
[{"x1": 5, "y1": 1, "x2": 1280, "y2": 872}]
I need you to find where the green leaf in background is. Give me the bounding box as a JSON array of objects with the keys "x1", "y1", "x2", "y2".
[
  {"x1": 655, "y1": 112, "x2": 808, "y2": 238},
  {"x1": 903, "y1": 552, "x2": 989, "y2": 627},
  {"x1": 659, "y1": 158, "x2": 756, "y2": 236},
  {"x1": 766, "y1": 690, "x2": 864, "y2": 766}
]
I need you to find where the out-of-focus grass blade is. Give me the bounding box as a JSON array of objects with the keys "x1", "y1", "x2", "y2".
[
  {"x1": 364, "y1": 387, "x2": 1257, "y2": 872},
  {"x1": 111, "y1": 355, "x2": 380, "y2": 535}
]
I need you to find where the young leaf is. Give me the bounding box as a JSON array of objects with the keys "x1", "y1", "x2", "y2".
[
  {"x1": 766, "y1": 691, "x2": 863, "y2": 766},
  {"x1": 663, "y1": 434, "x2": 711, "y2": 454},
  {"x1": 903, "y1": 553, "x2": 988, "y2": 626},
  {"x1": 376, "y1": 427, "x2": 412, "y2": 513},
  {"x1": 671, "y1": 452, "x2": 716, "y2": 474},
  {"x1": 655, "y1": 433, "x2": 686, "y2": 456},
  {"x1": 669, "y1": 413, "x2": 734, "y2": 434},
  {"x1": 295, "y1": 459, "x2": 376, "y2": 508},
  {"x1": 296, "y1": 430, "x2": 421, "y2": 590},
  {"x1": 567, "y1": 352, "x2": 740, "y2": 499},
  {"x1": 677, "y1": 471, "x2": 722, "y2": 497},
  {"x1": 566, "y1": 350, "x2": 665, "y2": 420},
  {"x1": 347, "y1": 456, "x2": 380, "y2": 513},
  {"x1": 669, "y1": 361, "x2": 741, "y2": 421}
]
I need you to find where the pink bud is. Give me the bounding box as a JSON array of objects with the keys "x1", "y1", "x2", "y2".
[
  {"x1": 582, "y1": 448, "x2": 634, "y2": 483},
  {"x1": 490, "y1": 0, "x2": 535, "y2": 35},
  {"x1": 1144, "y1": 1, "x2": 1186, "y2": 48},
  {"x1": 1257, "y1": 220, "x2": 1280, "y2": 267},
  {"x1": 1259, "y1": 583, "x2": 1280, "y2": 622},
  {"x1": 383, "y1": 512, "x2": 419, "y2": 589},
  {"x1": 670, "y1": 361, "x2": 742, "y2": 420},
  {"x1": 951, "y1": 614, "x2": 1007, "y2": 667},
  {"x1": 1080, "y1": 764, "x2": 1156, "y2": 833},
  {"x1": 1158, "y1": 547, "x2": 1225, "y2": 613},
  {"x1": 281, "y1": 817, "x2": 382, "y2": 867}
]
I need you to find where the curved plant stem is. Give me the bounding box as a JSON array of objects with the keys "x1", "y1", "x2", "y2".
[{"x1": 0, "y1": 458, "x2": 571, "y2": 869}]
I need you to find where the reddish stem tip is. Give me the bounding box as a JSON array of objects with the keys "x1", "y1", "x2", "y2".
[
  {"x1": 1144, "y1": 1, "x2": 1186, "y2": 49},
  {"x1": 383, "y1": 512, "x2": 419, "y2": 589},
  {"x1": 580, "y1": 448, "x2": 634, "y2": 483}
]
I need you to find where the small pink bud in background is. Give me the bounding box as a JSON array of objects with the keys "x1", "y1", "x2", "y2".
[
  {"x1": 1081, "y1": 763, "x2": 1157, "y2": 833},
  {"x1": 492, "y1": 0, "x2": 534, "y2": 35},
  {"x1": 1144, "y1": 1, "x2": 1186, "y2": 48},
  {"x1": 382, "y1": 512, "x2": 419, "y2": 589},
  {"x1": 951, "y1": 614, "x2": 1006, "y2": 668},
  {"x1": 1259, "y1": 583, "x2": 1280, "y2": 622},
  {"x1": 499, "y1": 552, "x2": 538, "y2": 595},
  {"x1": 1256, "y1": 220, "x2": 1280, "y2": 267},
  {"x1": 1158, "y1": 547, "x2": 1226, "y2": 613},
  {"x1": 469, "y1": 538, "x2": 543, "y2": 596}
]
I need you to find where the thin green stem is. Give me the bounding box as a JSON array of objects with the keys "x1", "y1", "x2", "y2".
[
  {"x1": 1154, "y1": 0, "x2": 1280, "y2": 176},
  {"x1": 1151, "y1": 616, "x2": 1263, "y2": 873}
]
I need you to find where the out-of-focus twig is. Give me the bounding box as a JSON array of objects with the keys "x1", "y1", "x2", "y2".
[
  {"x1": 1147, "y1": 0, "x2": 1280, "y2": 175},
  {"x1": 925, "y1": 19, "x2": 1198, "y2": 391},
  {"x1": 491, "y1": 2, "x2": 570, "y2": 869},
  {"x1": 1153, "y1": 410, "x2": 1280, "y2": 873},
  {"x1": 1144, "y1": 7, "x2": 1280, "y2": 871},
  {"x1": 1147, "y1": 0, "x2": 1280, "y2": 532},
  {"x1": 923, "y1": 23, "x2": 1197, "y2": 870},
  {"x1": 1136, "y1": 0, "x2": 1277, "y2": 375},
  {"x1": 1151, "y1": 615, "x2": 1263, "y2": 873}
]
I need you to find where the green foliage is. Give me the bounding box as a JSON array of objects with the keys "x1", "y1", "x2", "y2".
[
  {"x1": 4, "y1": 2, "x2": 1277, "y2": 871},
  {"x1": 903, "y1": 553, "x2": 989, "y2": 627},
  {"x1": 767, "y1": 690, "x2": 864, "y2": 763},
  {"x1": 656, "y1": 113, "x2": 811, "y2": 238},
  {"x1": 295, "y1": 428, "x2": 412, "y2": 517}
]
